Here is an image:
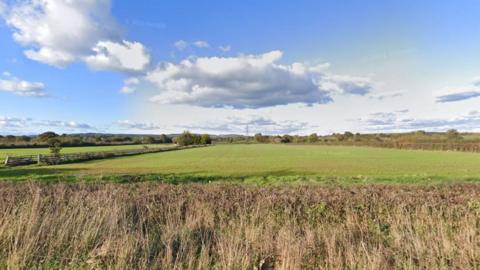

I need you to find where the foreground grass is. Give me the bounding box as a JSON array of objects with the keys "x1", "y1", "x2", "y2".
[
  {"x1": 0, "y1": 182, "x2": 478, "y2": 269},
  {"x1": 3, "y1": 144, "x2": 480, "y2": 183}
]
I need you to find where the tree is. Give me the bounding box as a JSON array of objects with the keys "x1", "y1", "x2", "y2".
[
  {"x1": 38, "y1": 131, "x2": 58, "y2": 142},
  {"x1": 175, "y1": 131, "x2": 195, "y2": 146},
  {"x1": 47, "y1": 138, "x2": 63, "y2": 156},
  {"x1": 158, "y1": 134, "x2": 172, "y2": 144},
  {"x1": 200, "y1": 134, "x2": 212, "y2": 145},
  {"x1": 446, "y1": 129, "x2": 460, "y2": 140},
  {"x1": 143, "y1": 136, "x2": 156, "y2": 144},
  {"x1": 281, "y1": 135, "x2": 293, "y2": 143},
  {"x1": 308, "y1": 133, "x2": 318, "y2": 143},
  {"x1": 254, "y1": 133, "x2": 264, "y2": 143}
]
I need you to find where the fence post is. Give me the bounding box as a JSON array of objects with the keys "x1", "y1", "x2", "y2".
[
  {"x1": 4, "y1": 156, "x2": 9, "y2": 166},
  {"x1": 37, "y1": 154, "x2": 41, "y2": 165}
]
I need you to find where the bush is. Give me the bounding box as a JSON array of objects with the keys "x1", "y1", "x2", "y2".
[
  {"x1": 175, "y1": 131, "x2": 195, "y2": 146},
  {"x1": 47, "y1": 138, "x2": 62, "y2": 156},
  {"x1": 200, "y1": 134, "x2": 212, "y2": 145}
]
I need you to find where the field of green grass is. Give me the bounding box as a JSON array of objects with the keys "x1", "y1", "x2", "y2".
[
  {"x1": 0, "y1": 144, "x2": 169, "y2": 163},
  {"x1": 2, "y1": 144, "x2": 480, "y2": 183}
]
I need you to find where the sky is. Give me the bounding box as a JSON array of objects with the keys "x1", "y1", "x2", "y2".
[{"x1": 1, "y1": 0, "x2": 480, "y2": 135}]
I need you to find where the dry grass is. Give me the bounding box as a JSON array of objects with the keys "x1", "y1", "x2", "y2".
[{"x1": 0, "y1": 182, "x2": 479, "y2": 269}]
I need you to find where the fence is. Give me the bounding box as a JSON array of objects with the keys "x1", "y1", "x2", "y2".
[{"x1": 4, "y1": 145, "x2": 207, "y2": 167}]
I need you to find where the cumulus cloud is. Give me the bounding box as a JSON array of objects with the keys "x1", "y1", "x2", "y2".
[
  {"x1": 2, "y1": 0, "x2": 150, "y2": 72},
  {"x1": 359, "y1": 110, "x2": 480, "y2": 132},
  {"x1": 115, "y1": 120, "x2": 163, "y2": 130},
  {"x1": 85, "y1": 40, "x2": 150, "y2": 72},
  {"x1": 0, "y1": 73, "x2": 46, "y2": 97},
  {"x1": 144, "y1": 51, "x2": 373, "y2": 109}
]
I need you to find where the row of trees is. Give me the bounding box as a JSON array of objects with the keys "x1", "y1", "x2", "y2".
[
  {"x1": 0, "y1": 132, "x2": 173, "y2": 148},
  {"x1": 251, "y1": 129, "x2": 465, "y2": 145}
]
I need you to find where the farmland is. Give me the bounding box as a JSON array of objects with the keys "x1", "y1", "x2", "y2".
[
  {"x1": 2, "y1": 144, "x2": 480, "y2": 183},
  {"x1": 1, "y1": 144, "x2": 480, "y2": 268},
  {"x1": 0, "y1": 144, "x2": 169, "y2": 164}
]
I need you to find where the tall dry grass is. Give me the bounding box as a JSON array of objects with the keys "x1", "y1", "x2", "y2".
[{"x1": 0, "y1": 182, "x2": 478, "y2": 269}]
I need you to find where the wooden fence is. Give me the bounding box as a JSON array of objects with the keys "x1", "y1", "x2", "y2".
[{"x1": 4, "y1": 145, "x2": 207, "y2": 167}]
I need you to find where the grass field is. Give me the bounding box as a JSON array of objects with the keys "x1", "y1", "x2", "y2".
[
  {"x1": 2, "y1": 144, "x2": 480, "y2": 183},
  {"x1": 0, "y1": 144, "x2": 170, "y2": 163}
]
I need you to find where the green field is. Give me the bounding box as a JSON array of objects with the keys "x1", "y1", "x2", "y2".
[
  {"x1": 2, "y1": 144, "x2": 480, "y2": 183},
  {"x1": 0, "y1": 144, "x2": 168, "y2": 163}
]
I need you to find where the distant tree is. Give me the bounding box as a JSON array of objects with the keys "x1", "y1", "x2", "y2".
[
  {"x1": 38, "y1": 132, "x2": 59, "y2": 142},
  {"x1": 17, "y1": 136, "x2": 31, "y2": 142},
  {"x1": 336, "y1": 134, "x2": 345, "y2": 142},
  {"x1": 415, "y1": 130, "x2": 426, "y2": 136},
  {"x1": 281, "y1": 135, "x2": 293, "y2": 143},
  {"x1": 47, "y1": 138, "x2": 62, "y2": 156},
  {"x1": 200, "y1": 134, "x2": 212, "y2": 145},
  {"x1": 447, "y1": 129, "x2": 460, "y2": 140},
  {"x1": 308, "y1": 133, "x2": 318, "y2": 143},
  {"x1": 344, "y1": 131, "x2": 354, "y2": 138},
  {"x1": 175, "y1": 131, "x2": 195, "y2": 146},
  {"x1": 158, "y1": 134, "x2": 172, "y2": 144},
  {"x1": 193, "y1": 134, "x2": 202, "y2": 145},
  {"x1": 254, "y1": 133, "x2": 264, "y2": 143},
  {"x1": 143, "y1": 136, "x2": 156, "y2": 144}
]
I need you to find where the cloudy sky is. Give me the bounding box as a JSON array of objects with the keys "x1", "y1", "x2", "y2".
[{"x1": 1, "y1": 0, "x2": 480, "y2": 135}]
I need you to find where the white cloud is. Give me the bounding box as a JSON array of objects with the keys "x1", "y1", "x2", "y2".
[
  {"x1": 0, "y1": 116, "x2": 29, "y2": 129},
  {"x1": 193, "y1": 40, "x2": 209, "y2": 48},
  {"x1": 174, "y1": 40, "x2": 210, "y2": 50},
  {"x1": 144, "y1": 51, "x2": 373, "y2": 108},
  {"x1": 0, "y1": 73, "x2": 46, "y2": 97},
  {"x1": 359, "y1": 110, "x2": 480, "y2": 132},
  {"x1": 435, "y1": 77, "x2": 480, "y2": 103},
  {"x1": 38, "y1": 120, "x2": 94, "y2": 130},
  {"x1": 219, "y1": 45, "x2": 231, "y2": 52},
  {"x1": 0, "y1": 116, "x2": 94, "y2": 134},
  {"x1": 180, "y1": 115, "x2": 314, "y2": 135},
  {"x1": 85, "y1": 40, "x2": 150, "y2": 72},
  {"x1": 174, "y1": 40, "x2": 189, "y2": 51},
  {"x1": 319, "y1": 74, "x2": 373, "y2": 95},
  {"x1": 115, "y1": 120, "x2": 163, "y2": 130},
  {"x1": 120, "y1": 77, "x2": 140, "y2": 94},
  {"x1": 370, "y1": 91, "x2": 403, "y2": 100},
  {"x1": 3, "y1": 0, "x2": 150, "y2": 72},
  {"x1": 0, "y1": 0, "x2": 6, "y2": 15}
]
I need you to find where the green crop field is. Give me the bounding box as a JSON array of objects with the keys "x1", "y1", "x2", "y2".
[
  {"x1": 0, "y1": 144, "x2": 171, "y2": 163},
  {"x1": 2, "y1": 144, "x2": 480, "y2": 183}
]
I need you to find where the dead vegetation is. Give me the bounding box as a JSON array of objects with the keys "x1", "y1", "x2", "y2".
[{"x1": 0, "y1": 182, "x2": 478, "y2": 269}]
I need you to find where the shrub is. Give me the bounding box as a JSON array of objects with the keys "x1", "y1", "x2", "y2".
[{"x1": 47, "y1": 138, "x2": 62, "y2": 156}]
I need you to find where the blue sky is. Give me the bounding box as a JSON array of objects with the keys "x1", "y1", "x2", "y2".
[{"x1": 1, "y1": 0, "x2": 480, "y2": 135}]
